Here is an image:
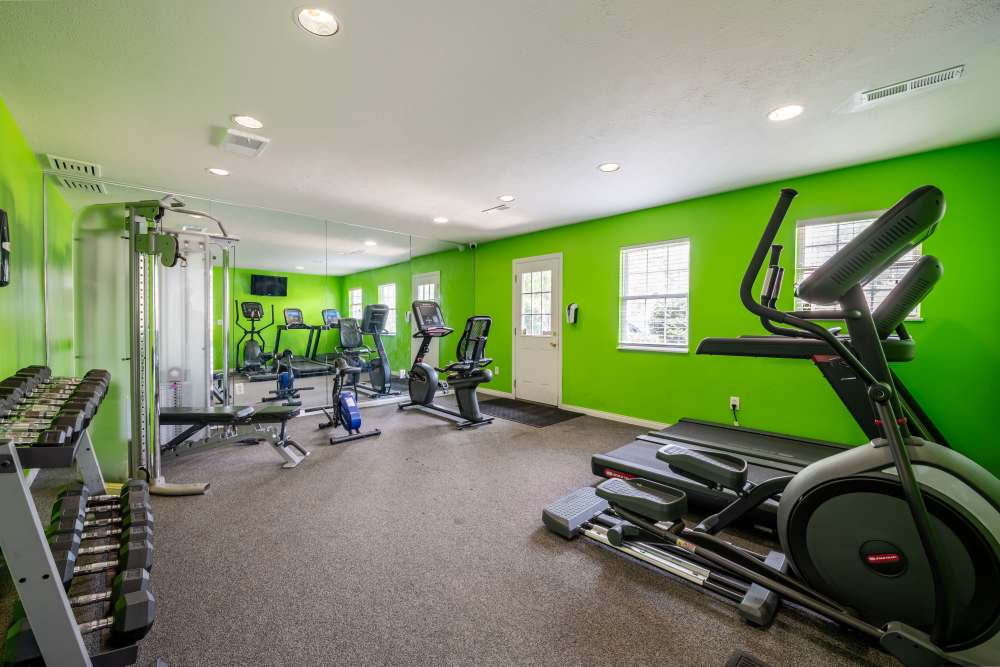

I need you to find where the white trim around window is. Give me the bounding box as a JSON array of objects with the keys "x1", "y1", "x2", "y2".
[{"x1": 619, "y1": 238, "x2": 690, "y2": 352}]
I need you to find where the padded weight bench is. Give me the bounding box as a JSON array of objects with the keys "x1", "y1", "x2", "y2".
[{"x1": 159, "y1": 404, "x2": 309, "y2": 469}]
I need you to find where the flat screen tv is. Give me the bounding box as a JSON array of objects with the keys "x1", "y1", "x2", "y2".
[{"x1": 250, "y1": 274, "x2": 287, "y2": 297}]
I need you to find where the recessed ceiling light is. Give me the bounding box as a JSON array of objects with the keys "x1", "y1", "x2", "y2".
[
  {"x1": 497, "y1": 194, "x2": 515, "y2": 202},
  {"x1": 433, "y1": 217, "x2": 449, "y2": 224},
  {"x1": 364, "y1": 240, "x2": 377, "y2": 246},
  {"x1": 295, "y1": 7, "x2": 340, "y2": 36},
  {"x1": 598, "y1": 163, "x2": 621, "y2": 172},
  {"x1": 232, "y1": 115, "x2": 263, "y2": 129},
  {"x1": 768, "y1": 104, "x2": 804, "y2": 121},
  {"x1": 206, "y1": 167, "x2": 230, "y2": 176},
  {"x1": 295, "y1": 265, "x2": 305, "y2": 270}
]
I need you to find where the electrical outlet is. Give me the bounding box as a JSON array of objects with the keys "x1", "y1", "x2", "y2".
[
  {"x1": 729, "y1": 396, "x2": 740, "y2": 410},
  {"x1": 399, "y1": 369, "x2": 407, "y2": 379},
  {"x1": 235, "y1": 383, "x2": 245, "y2": 396}
]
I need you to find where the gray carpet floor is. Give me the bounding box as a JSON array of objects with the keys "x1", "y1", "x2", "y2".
[{"x1": 3, "y1": 398, "x2": 894, "y2": 666}]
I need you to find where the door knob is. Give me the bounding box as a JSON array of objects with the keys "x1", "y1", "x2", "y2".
[{"x1": 549, "y1": 342, "x2": 557, "y2": 348}]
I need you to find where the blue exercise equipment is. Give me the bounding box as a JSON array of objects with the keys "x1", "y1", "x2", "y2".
[{"x1": 319, "y1": 358, "x2": 381, "y2": 444}]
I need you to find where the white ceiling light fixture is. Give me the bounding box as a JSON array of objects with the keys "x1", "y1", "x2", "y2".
[
  {"x1": 497, "y1": 194, "x2": 515, "y2": 202},
  {"x1": 295, "y1": 265, "x2": 305, "y2": 270},
  {"x1": 433, "y1": 217, "x2": 449, "y2": 224},
  {"x1": 597, "y1": 162, "x2": 621, "y2": 172},
  {"x1": 364, "y1": 239, "x2": 377, "y2": 246},
  {"x1": 206, "y1": 167, "x2": 230, "y2": 176},
  {"x1": 295, "y1": 8, "x2": 340, "y2": 37},
  {"x1": 232, "y1": 115, "x2": 264, "y2": 129},
  {"x1": 767, "y1": 104, "x2": 804, "y2": 121}
]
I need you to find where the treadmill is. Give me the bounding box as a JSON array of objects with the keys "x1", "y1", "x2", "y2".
[
  {"x1": 594, "y1": 251, "x2": 947, "y2": 532},
  {"x1": 272, "y1": 307, "x2": 334, "y2": 377},
  {"x1": 310, "y1": 308, "x2": 343, "y2": 365}
]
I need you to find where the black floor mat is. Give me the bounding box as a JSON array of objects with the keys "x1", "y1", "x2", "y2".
[{"x1": 479, "y1": 398, "x2": 582, "y2": 427}]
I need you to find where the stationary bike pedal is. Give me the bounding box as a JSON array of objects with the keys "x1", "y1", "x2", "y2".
[{"x1": 596, "y1": 478, "x2": 688, "y2": 522}]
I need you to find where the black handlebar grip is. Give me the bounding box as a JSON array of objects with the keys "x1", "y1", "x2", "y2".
[{"x1": 769, "y1": 244, "x2": 783, "y2": 266}]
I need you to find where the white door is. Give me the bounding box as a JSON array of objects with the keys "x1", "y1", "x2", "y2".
[
  {"x1": 513, "y1": 255, "x2": 561, "y2": 405},
  {"x1": 411, "y1": 271, "x2": 441, "y2": 369}
]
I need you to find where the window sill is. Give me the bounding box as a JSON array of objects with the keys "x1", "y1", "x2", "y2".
[{"x1": 618, "y1": 345, "x2": 688, "y2": 354}]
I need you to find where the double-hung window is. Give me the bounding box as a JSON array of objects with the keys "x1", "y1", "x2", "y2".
[
  {"x1": 619, "y1": 239, "x2": 690, "y2": 351},
  {"x1": 378, "y1": 283, "x2": 397, "y2": 334},
  {"x1": 796, "y1": 213, "x2": 922, "y2": 317},
  {"x1": 348, "y1": 287, "x2": 363, "y2": 320}
]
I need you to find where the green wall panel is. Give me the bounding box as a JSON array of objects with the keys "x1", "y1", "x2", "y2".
[
  {"x1": 473, "y1": 138, "x2": 1000, "y2": 474},
  {"x1": 0, "y1": 97, "x2": 46, "y2": 378},
  {"x1": 227, "y1": 268, "x2": 343, "y2": 364}
]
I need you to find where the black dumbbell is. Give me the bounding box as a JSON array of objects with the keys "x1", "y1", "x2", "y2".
[
  {"x1": 11, "y1": 568, "x2": 151, "y2": 621},
  {"x1": 49, "y1": 505, "x2": 154, "y2": 536},
  {"x1": 52, "y1": 536, "x2": 154, "y2": 587},
  {"x1": 0, "y1": 428, "x2": 70, "y2": 446},
  {"x1": 51, "y1": 488, "x2": 149, "y2": 524},
  {"x1": 57, "y1": 480, "x2": 148, "y2": 505},
  {"x1": 2, "y1": 408, "x2": 86, "y2": 433},
  {"x1": 48, "y1": 525, "x2": 154, "y2": 556},
  {"x1": 3, "y1": 590, "x2": 156, "y2": 664}
]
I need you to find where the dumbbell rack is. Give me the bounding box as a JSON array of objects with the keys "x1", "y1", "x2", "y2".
[{"x1": 0, "y1": 367, "x2": 145, "y2": 667}]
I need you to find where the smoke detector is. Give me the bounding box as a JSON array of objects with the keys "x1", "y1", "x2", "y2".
[
  {"x1": 46, "y1": 155, "x2": 107, "y2": 194},
  {"x1": 844, "y1": 66, "x2": 965, "y2": 112},
  {"x1": 216, "y1": 128, "x2": 271, "y2": 157}
]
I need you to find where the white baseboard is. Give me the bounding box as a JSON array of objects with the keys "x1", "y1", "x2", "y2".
[
  {"x1": 479, "y1": 388, "x2": 515, "y2": 399},
  {"x1": 558, "y1": 403, "x2": 670, "y2": 430}
]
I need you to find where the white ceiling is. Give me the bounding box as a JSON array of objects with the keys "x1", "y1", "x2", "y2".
[{"x1": 3, "y1": 1, "x2": 1000, "y2": 243}]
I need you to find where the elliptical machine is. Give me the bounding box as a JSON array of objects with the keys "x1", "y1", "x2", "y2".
[
  {"x1": 398, "y1": 300, "x2": 494, "y2": 429},
  {"x1": 544, "y1": 186, "x2": 1000, "y2": 667},
  {"x1": 234, "y1": 301, "x2": 274, "y2": 374},
  {"x1": 318, "y1": 357, "x2": 382, "y2": 445}
]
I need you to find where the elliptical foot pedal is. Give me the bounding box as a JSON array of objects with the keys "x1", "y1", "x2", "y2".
[
  {"x1": 657, "y1": 444, "x2": 748, "y2": 490},
  {"x1": 738, "y1": 551, "x2": 787, "y2": 627},
  {"x1": 595, "y1": 478, "x2": 687, "y2": 522},
  {"x1": 542, "y1": 487, "x2": 609, "y2": 539}
]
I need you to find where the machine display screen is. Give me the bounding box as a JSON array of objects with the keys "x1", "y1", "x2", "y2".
[
  {"x1": 250, "y1": 274, "x2": 287, "y2": 296},
  {"x1": 413, "y1": 301, "x2": 444, "y2": 328}
]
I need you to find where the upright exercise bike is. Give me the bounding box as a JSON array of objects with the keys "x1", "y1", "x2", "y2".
[
  {"x1": 544, "y1": 186, "x2": 1000, "y2": 667},
  {"x1": 398, "y1": 300, "x2": 494, "y2": 429}
]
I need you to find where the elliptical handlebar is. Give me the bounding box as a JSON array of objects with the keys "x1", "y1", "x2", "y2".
[
  {"x1": 740, "y1": 188, "x2": 797, "y2": 321},
  {"x1": 741, "y1": 189, "x2": 882, "y2": 388}
]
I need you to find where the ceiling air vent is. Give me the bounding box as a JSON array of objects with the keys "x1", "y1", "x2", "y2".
[
  {"x1": 847, "y1": 65, "x2": 965, "y2": 111},
  {"x1": 217, "y1": 128, "x2": 271, "y2": 157},
  {"x1": 46, "y1": 154, "x2": 102, "y2": 177},
  {"x1": 481, "y1": 204, "x2": 511, "y2": 214},
  {"x1": 46, "y1": 155, "x2": 107, "y2": 193},
  {"x1": 56, "y1": 177, "x2": 107, "y2": 194}
]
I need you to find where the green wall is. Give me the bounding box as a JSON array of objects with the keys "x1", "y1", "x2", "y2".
[
  {"x1": 474, "y1": 138, "x2": 1000, "y2": 474},
  {"x1": 340, "y1": 247, "x2": 476, "y2": 374},
  {"x1": 226, "y1": 268, "x2": 343, "y2": 364},
  {"x1": 0, "y1": 97, "x2": 74, "y2": 379}
]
